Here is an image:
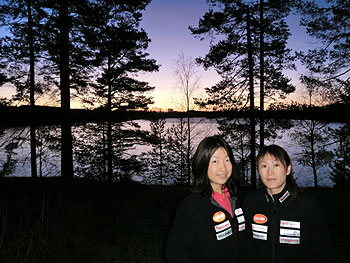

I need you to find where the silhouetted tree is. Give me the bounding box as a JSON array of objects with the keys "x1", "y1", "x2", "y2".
[
  {"x1": 297, "y1": 0, "x2": 350, "y2": 105},
  {"x1": 173, "y1": 53, "x2": 201, "y2": 184},
  {"x1": 0, "y1": 0, "x2": 50, "y2": 177},
  {"x1": 77, "y1": 0, "x2": 158, "y2": 181},
  {"x1": 144, "y1": 118, "x2": 167, "y2": 185},
  {"x1": 191, "y1": 0, "x2": 296, "y2": 188},
  {"x1": 290, "y1": 120, "x2": 333, "y2": 187},
  {"x1": 329, "y1": 123, "x2": 350, "y2": 187}
]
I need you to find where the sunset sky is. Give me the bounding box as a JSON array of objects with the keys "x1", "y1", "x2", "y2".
[
  {"x1": 138, "y1": 0, "x2": 319, "y2": 110},
  {"x1": 0, "y1": 0, "x2": 323, "y2": 110},
  {"x1": 138, "y1": 0, "x2": 221, "y2": 111}
]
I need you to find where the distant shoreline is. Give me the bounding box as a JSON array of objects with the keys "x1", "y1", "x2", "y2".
[{"x1": 1, "y1": 103, "x2": 349, "y2": 126}]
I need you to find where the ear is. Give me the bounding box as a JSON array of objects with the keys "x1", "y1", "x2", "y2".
[{"x1": 287, "y1": 164, "x2": 292, "y2": 175}]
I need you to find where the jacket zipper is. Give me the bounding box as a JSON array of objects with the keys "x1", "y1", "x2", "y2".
[{"x1": 272, "y1": 198, "x2": 277, "y2": 263}]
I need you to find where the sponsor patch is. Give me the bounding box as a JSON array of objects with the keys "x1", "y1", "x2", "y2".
[
  {"x1": 280, "y1": 220, "x2": 300, "y2": 229},
  {"x1": 279, "y1": 236, "x2": 300, "y2": 244},
  {"x1": 238, "y1": 223, "x2": 245, "y2": 231},
  {"x1": 237, "y1": 215, "x2": 245, "y2": 224},
  {"x1": 253, "y1": 231, "x2": 267, "y2": 241},
  {"x1": 234, "y1": 208, "x2": 243, "y2": 216},
  {"x1": 216, "y1": 228, "x2": 233, "y2": 241},
  {"x1": 213, "y1": 211, "x2": 226, "y2": 223},
  {"x1": 280, "y1": 228, "x2": 300, "y2": 237},
  {"x1": 253, "y1": 214, "x2": 268, "y2": 224},
  {"x1": 252, "y1": 223, "x2": 268, "y2": 233},
  {"x1": 214, "y1": 220, "x2": 231, "y2": 233}
]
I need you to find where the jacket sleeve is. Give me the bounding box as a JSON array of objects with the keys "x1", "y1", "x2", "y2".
[
  {"x1": 165, "y1": 198, "x2": 201, "y2": 263},
  {"x1": 309, "y1": 201, "x2": 334, "y2": 263}
]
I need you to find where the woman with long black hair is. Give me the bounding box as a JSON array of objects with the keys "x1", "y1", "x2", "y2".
[{"x1": 165, "y1": 136, "x2": 247, "y2": 263}]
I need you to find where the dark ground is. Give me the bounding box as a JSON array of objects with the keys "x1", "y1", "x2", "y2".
[{"x1": 0, "y1": 178, "x2": 348, "y2": 262}]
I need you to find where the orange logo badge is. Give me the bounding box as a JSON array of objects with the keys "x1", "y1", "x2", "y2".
[
  {"x1": 253, "y1": 214, "x2": 268, "y2": 224},
  {"x1": 213, "y1": 211, "x2": 226, "y2": 223}
]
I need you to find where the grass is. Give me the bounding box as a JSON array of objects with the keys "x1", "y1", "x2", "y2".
[{"x1": 0, "y1": 178, "x2": 348, "y2": 263}]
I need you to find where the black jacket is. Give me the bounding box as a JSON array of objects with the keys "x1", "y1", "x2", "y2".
[
  {"x1": 243, "y1": 184, "x2": 333, "y2": 263},
  {"x1": 165, "y1": 193, "x2": 247, "y2": 263}
]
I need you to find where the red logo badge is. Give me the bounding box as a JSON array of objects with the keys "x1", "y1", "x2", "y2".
[
  {"x1": 253, "y1": 214, "x2": 268, "y2": 224},
  {"x1": 212, "y1": 211, "x2": 226, "y2": 223}
]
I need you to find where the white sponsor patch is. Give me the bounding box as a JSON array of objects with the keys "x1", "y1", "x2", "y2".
[
  {"x1": 216, "y1": 228, "x2": 233, "y2": 241},
  {"x1": 214, "y1": 220, "x2": 231, "y2": 233},
  {"x1": 238, "y1": 223, "x2": 245, "y2": 231},
  {"x1": 280, "y1": 228, "x2": 300, "y2": 237},
  {"x1": 252, "y1": 223, "x2": 268, "y2": 233},
  {"x1": 237, "y1": 215, "x2": 245, "y2": 224},
  {"x1": 253, "y1": 231, "x2": 267, "y2": 241},
  {"x1": 279, "y1": 236, "x2": 300, "y2": 244},
  {"x1": 235, "y1": 208, "x2": 243, "y2": 216},
  {"x1": 280, "y1": 220, "x2": 300, "y2": 229}
]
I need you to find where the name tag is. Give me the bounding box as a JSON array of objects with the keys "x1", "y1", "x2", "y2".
[
  {"x1": 280, "y1": 228, "x2": 300, "y2": 237},
  {"x1": 280, "y1": 220, "x2": 300, "y2": 229},
  {"x1": 280, "y1": 236, "x2": 300, "y2": 244},
  {"x1": 214, "y1": 220, "x2": 231, "y2": 233},
  {"x1": 252, "y1": 223, "x2": 268, "y2": 233},
  {"x1": 237, "y1": 215, "x2": 245, "y2": 224},
  {"x1": 216, "y1": 228, "x2": 233, "y2": 241},
  {"x1": 253, "y1": 231, "x2": 267, "y2": 240},
  {"x1": 238, "y1": 223, "x2": 245, "y2": 231},
  {"x1": 235, "y1": 208, "x2": 243, "y2": 216}
]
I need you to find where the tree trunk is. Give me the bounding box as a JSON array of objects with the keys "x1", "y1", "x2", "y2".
[
  {"x1": 310, "y1": 123, "x2": 318, "y2": 187},
  {"x1": 259, "y1": 0, "x2": 265, "y2": 150},
  {"x1": 159, "y1": 136, "x2": 163, "y2": 185},
  {"x1": 247, "y1": 9, "x2": 257, "y2": 189},
  {"x1": 187, "y1": 116, "x2": 191, "y2": 185},
  {"x1": 107, "y1": 57, "x2": 113, "y2": 182},
  {"x1": 28, "y1": 0, "x2": 37, "y2": 178},
  {"x1": 107, "y1": 120, "x2": 113, "y2": 181},
  {"x1": 59, "y1": 0, "x2": 73, "y2": 178}
]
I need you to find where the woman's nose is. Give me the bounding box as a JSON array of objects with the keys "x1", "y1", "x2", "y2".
[{"x1": 220, "y1": 162, "x2": 227, "y2": 171}]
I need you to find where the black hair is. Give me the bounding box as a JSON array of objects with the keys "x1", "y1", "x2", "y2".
[
  {"x1": 257, "y1": 144, "x2": 300, "y2": 198},
  {"x1": 192, "y1": 136, "x2": 240, "y2": 198}
]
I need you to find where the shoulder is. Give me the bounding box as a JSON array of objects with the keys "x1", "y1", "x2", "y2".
[
  {"x1": 180, "y1": 193, "x2": 209, "y2": 210},
  {"x1": 182, "y1": 193, "x2": 205, "y2": 203},
  {"x1": 295, "y1": 192, "x2": 322, "y2": 208},
  {"x1": 290, "y1": 192, "x2": 326, "y2": 217}
]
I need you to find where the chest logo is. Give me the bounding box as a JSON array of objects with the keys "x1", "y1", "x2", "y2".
[
  {"x1": 253, "y1": 214, "x2": 268, "y2": 224},
  {"x1": 213, "y1": 211, "x2": 226, "y2": 223}
]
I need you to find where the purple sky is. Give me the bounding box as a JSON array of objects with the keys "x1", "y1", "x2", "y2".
[
  {"x1": 138, "y1": 0, "x2": 222, "y2": 110},
  {"x1": 0, "y1": 0, "x2": 323, "y2": 109},
  {"x1": 139, "y1": 0, "x2": 319, "y2": 110}
]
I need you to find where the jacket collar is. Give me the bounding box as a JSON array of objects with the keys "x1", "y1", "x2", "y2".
[{"x1": 264, "y1": 184, "x2": 291, "y2": 204}]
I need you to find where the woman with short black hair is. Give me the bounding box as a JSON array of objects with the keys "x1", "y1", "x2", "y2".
[{"x1": 243, "y1": 144, "x2": 334, "y2": 263}]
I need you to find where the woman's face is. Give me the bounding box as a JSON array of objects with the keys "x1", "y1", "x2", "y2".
[
  {"x1": 258, "y1": 153, "x2": 291, "y2": 196},
  {"x1": 207, "y1": 147, "x2": 232, "y2": 193}
]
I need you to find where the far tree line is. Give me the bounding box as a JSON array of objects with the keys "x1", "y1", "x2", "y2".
[{"x1": 0, "y1": 0, "x2": 349, "y2": 187}]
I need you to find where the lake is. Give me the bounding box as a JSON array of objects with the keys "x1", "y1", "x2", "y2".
[{"x1": 0, "y1": 118, "x2": 344, "y2": 187}]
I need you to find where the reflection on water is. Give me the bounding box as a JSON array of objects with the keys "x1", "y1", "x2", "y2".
[{"x1": 0, "y1": 118, "x2": 344, "y2": 187}]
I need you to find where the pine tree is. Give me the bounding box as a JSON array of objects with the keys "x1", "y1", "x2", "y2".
[
  {"x1": 190, "y1": 0, "x2": 296, "y2": 188},
  {"x1": 297, "y1": 0, "x2": 350, "y2": 104},
  {"x1": 329, "y1": 123, "x2": 350, "y2": 187}
]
